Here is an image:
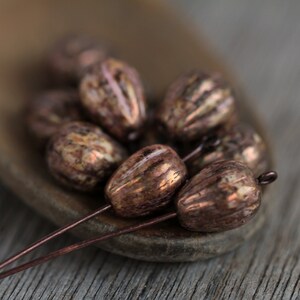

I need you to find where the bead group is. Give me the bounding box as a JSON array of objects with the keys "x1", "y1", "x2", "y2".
[
  {"x1": 0, "y1": 33, "x2": 278, "y2": 279},
  {"x1": 26, "y1": 34, "x2": 276, "y2": 232}
]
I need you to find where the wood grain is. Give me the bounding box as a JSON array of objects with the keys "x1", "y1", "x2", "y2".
[{"x1": 0, "y1": 1, "x2": 299, "y2": 299}]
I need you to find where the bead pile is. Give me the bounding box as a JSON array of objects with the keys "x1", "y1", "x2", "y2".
[{"x1": 0, "y1": 34, "x2": 277, "y2": 279}]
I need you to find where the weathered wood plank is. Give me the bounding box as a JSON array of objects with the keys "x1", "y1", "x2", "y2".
[{"x1": 0, "y1": 1, "x2": 299, "y2": 299}]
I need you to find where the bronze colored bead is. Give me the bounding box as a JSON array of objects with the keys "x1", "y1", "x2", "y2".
[
  {"x1": 176, "y1": 160, "x2": 261, "y2": 232},
  {"x1": 186, "y1": 123, "x2": 268, "y2": 176},
  {"x1": 156, "y1": 71, "x2": 236, "y2": 141},
  {"x1": 47, "y1": 122, "x2": 127, "y2": 192},
  {"x1": 26, "y1": 90, "x2": 84, "y2": 147},
  {"x1": 80, "y1": 58, "x2": 146, "y2": 142},
  {"x1": 47, "y1": 34, "x2": 109, "y2": 84},
  {"x1": 105, "y1": 144, "x2": 187, "y2": 218}
]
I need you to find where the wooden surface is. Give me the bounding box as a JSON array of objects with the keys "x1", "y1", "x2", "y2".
[{"x1": 0, "y1": 1, "x2": 299, "y2": 299}]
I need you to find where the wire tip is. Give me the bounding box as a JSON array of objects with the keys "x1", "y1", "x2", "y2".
[
  {"x1": 257, "y1": 171, "x2": 278, "y2": 185},
  {"x1": 203, "y1": 135, "x2": 221, "y2": 152}
]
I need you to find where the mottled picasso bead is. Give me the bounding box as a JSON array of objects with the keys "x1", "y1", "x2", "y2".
[
  {"x1": 47, "y1": 122, "x2": 127, "y2": 191},
  {"x1": 156, "y1": 71, "x2": 236, "y2": 141},
  {"x1": 80, "y1": 58, "x2": 146, "y2": 142},
  {"x1": 186, "y1": 123, "x2": 268, "y2": 176},
  {"x1": 26, "y1": 89, "x2": 84, "y2": 146},
  {"x1": 105, "y1": 144, "x2": 187, "y2": 218},
  {"x1": 47, "y1": 34, "x2": 109, "y2": 84},
  {"x1": 176, "y1": 160, "x2": 261, "y2": 232}
]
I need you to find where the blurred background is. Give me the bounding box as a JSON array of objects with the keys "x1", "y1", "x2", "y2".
[{"x1": 0, "y1": 1, "x2": 299, "y2": 299}]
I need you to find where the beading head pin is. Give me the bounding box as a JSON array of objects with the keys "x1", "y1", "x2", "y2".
[
  {"x1": 0, "y1": 159, "x2": 277, "y2": 279},
  {"x1": 0, "y1": 136, "x2": 221, "y2": 276}
]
